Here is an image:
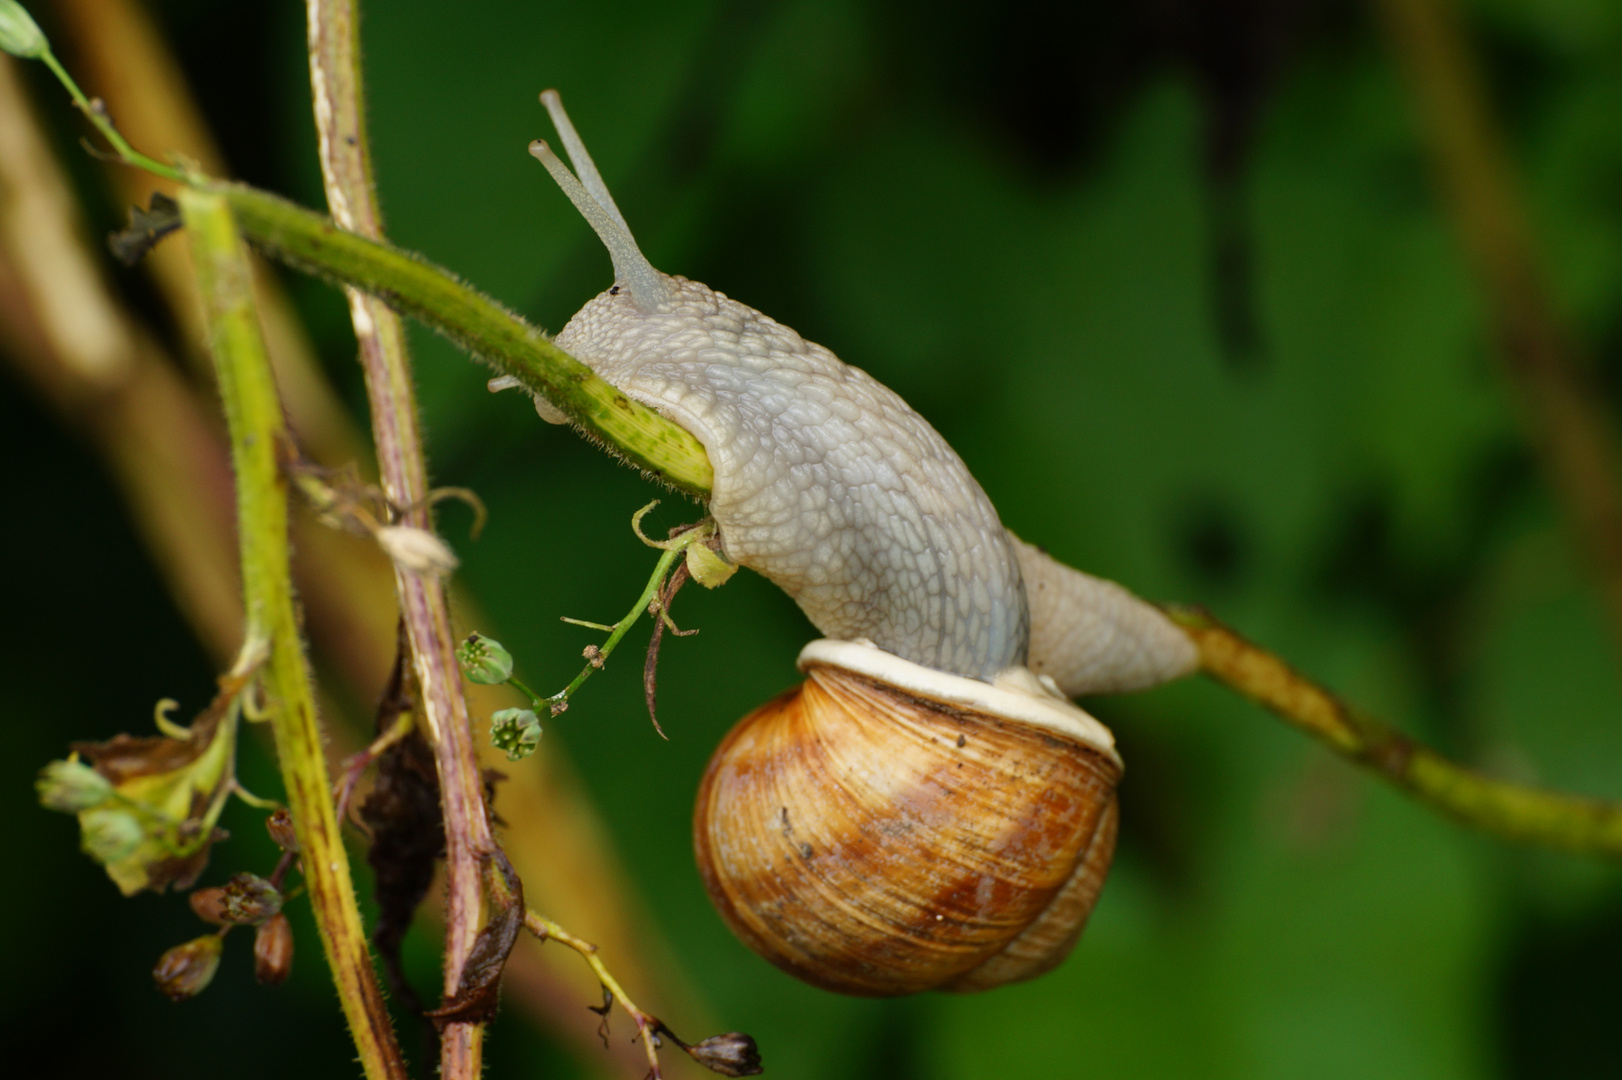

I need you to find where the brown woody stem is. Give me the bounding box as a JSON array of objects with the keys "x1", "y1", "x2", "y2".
[
  {"x1": 1171, "y1": 608, "x2": 1622, "y2": 856},
  {"x1": 304, "y1": 3, "x2": 492, "y2": 1076},
  {"x1": 180, "y1": 187, "x2": 408, "y2": 1079}
]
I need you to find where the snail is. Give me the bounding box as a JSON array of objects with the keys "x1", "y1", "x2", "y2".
[{"x1": 524, "y1": 92, "x2": 1200, "y2": 995}]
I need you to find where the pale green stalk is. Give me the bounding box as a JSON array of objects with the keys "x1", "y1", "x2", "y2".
[{"x1": 181, "y1": 187, "x2": 408, "y2": 1080}]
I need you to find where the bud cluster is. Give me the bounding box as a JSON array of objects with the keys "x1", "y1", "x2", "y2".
[
  {"x1": 457, "y1": 632, "x2": 514, "y2": 684},
  {"x1": 189, "y1": 872, "x2": 284, "y2": 926},
  {"x1": 490, "y1": 707, "x2": 543, "y2": 761}
]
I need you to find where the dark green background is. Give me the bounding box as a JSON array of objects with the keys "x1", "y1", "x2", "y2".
[{"x1": 5, "y1": 0, "x2": 1622, "y2": 1076}]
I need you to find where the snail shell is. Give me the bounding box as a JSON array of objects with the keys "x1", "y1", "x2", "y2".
[{"x1": 694, "y1": 640, "x2": 1121, "y2": 996}]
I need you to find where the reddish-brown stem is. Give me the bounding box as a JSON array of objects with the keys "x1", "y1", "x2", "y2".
[{"x1": 304, "y1": 2, "x2": 491, "y2": 1075}]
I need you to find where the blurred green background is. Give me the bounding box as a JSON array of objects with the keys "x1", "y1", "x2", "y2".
[{"x1": 5, "y1": 0, "x2": 1622, "y2": 1076}]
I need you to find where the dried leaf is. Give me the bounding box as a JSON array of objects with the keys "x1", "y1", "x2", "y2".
[
  {"x1": 57, "y1": 673, "x2": 246, "y2": 895},
  {"x1": 425, "y1": 851, "x2": 526, "y2": 1028},
  {"x1": 108, "y1": 192, "x2": 182, "y2": 266},
  {"x1": 359, "y1": 629, "x2": 441, "y2": 1019}
]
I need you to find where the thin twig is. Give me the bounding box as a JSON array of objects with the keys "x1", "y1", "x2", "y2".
[
  {"x1": 1171, "y1": 608, "x2": 1622, "y2": 856},
  {"x1": 1375, "y1": 0, "x2": 1622, "y2": 658},
  {"x1": 181, "y1": 187, "x2": 407, "y2": 1079},
  {"x1": 524, "y1": 910, "x2": 668, "y2": 1079},
  {"x1": 303, "y1": 3, "x2": 491, "y2": 1076}
]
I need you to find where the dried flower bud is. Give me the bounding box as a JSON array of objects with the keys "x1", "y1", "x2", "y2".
[
  {"x1": 36, "y1": 759, "x2": 112, "y2": 812},
  {"x1": 79, "y1": 806, "x2": 144, "y2": 863},
  {"x1": 457, "y1": 633, "x2": 514, "y2": 685},
  {"x1": 682, "y1": 1032, "x2": 763, "y2": 1077},
  {"x1": 685, "y1": 544, "x2": 737, "y2": 589},
  {"x1": 189, "y1": 886, "x2": 230, "y2": 925},
  {"x1": 0, "y1": 1, "x2": 47, "y2": 59},
  {"x1": 153, "y1": 933, "x2": 224, "y2": 1001},
  {"x1": 215, "y1": 872, "x2": 283, "y2": 925},
  {"x1": 489, "y1": 708, "x2": 542, "y2": 762},
  {"x1": 266, "y1": 807, "x2": 299, "y2": 854},
  {"x1": 375, "y1": 525, "x2": 458, "y2": 575},
  {"x1": 253, "y1": 913, "x2": 293, "y2": 985}
]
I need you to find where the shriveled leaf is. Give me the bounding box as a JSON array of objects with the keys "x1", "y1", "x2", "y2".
[
  {"x1": 60, "y1": 673, "x2": 246, "y2": 895},
  {"x1": 108, "y1": 192, "x2": 182, "y2": 267}
]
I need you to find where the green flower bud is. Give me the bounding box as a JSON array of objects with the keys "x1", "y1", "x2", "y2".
[
  {"x1": 79, "y1": 806, "x2": 144, "y2": 863},
  {"x1": 153, "y1": 934, "x2": 224, "y2": 1001},
  {"x1": 0, "y1": 1, "x2": 46, "y2": 59},
  {"x1": 36, "y1": 759, "x2": 112, "y2": 812},
  {"x1": 458, "y1": 632, "x2": 514, "y2": 684},
  {"x1": 685, "y1": 543, "x2": 736, "y2": 589},
  {"x1": 490, "y1": 707, "x2": 542, "y2": 761}
]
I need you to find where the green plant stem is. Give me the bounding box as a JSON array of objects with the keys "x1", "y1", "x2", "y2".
[
  {"x1": 1171, "y1": 608, "x2": 1622, "y2": 856},
  {"x1": 35, "y1": 46, "x2": 182, "y2": 181},
  {"x1": 522, "y1": 909, "x2": 668, "y2": 1080},
  {"x1": 214, "y1": 181, "x2": 714, "y2": 498},
  {"x1": 303, "y1": 4, "x2": 489, "y2": 1076},
  {"x1": 181, "y1": 187, "x2": 408, "y2": 1080}
]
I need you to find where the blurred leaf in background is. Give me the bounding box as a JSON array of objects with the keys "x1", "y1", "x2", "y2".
[{"x1": 3, "y1": 0, "x2": 1621, "y2": 1077}]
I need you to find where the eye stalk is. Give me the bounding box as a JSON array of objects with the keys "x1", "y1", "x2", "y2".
[{"x1": 530, "y1": 90, "x2": 670, "y2": 312}]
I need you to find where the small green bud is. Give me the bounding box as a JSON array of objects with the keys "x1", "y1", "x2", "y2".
[
  {"x1": 153, "y1": 934, "x2": 224, "y2": 1001},
  {"x1": 79, "y1": 806, "x2": 144, "y2": 863},
  {"x1": 458, "y1": 632, "x2": 514, "y2": 684},
  {"x1": 685, "y1": 543, "x2": 737, "y2": 589},
  {"x1": 490, "y1": 707, "x2": 542, "y2": 761},
  {"x1": 36, "y1": 759, "x2": 112, "y2": 812},
  {"x1": 0, "y1": 1, "x2": 46, "y2": 59}
]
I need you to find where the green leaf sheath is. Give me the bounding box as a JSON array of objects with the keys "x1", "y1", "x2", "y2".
[{"x1": 214, "y1": 182, "x2": 715, "y2": 498}]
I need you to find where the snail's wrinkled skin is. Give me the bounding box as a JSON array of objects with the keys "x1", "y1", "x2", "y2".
[
  {"x1": 551, "y1": 277, "x2": 1198, "y2": 689},
  {"x1": 555, "y1": 275, "x2": 1028, "y2": 681}
]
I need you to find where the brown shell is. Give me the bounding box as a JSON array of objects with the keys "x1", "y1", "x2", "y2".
[{"x1": 693, "y1": 660, "x2": 1121, "y2": 997}]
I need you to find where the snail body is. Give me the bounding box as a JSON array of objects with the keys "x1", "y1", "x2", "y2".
[{"x1": 529, "y1": 94, "x2": 1197, "y2": 994}]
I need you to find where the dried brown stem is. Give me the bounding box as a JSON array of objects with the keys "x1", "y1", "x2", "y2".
[
  {"x1": 1375, "y1": 0, "x2": 1622, "y2": 656},
  {"x1": 303, "y1": 2, "x2": 491, "y2": 1075}
]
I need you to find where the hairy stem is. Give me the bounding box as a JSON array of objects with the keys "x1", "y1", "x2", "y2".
[
  {"x1": 304, "y1": 3, "x2": 488, "y2": 1075},
  {"x1": 1172, "y1": 608, "x2": 1622, "y2": 856},
  {"x1": 213, "y1": 180, "x2": 714, "y2": 498},
  {"x1": 180, "y1": 187, "x2": 408, "y2": 1079}
]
